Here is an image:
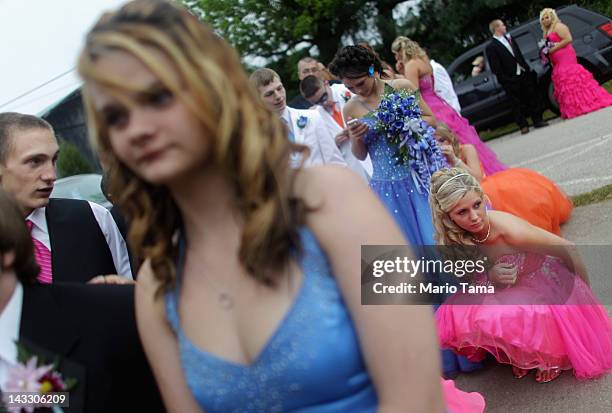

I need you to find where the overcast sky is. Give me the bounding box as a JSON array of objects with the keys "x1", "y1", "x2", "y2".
[
  {"x1": 0, "y1": 0, "x2": 127, "y2": 115},
  {"x1": 0, "y1": 0, "x2": 420, "y2": 115}
]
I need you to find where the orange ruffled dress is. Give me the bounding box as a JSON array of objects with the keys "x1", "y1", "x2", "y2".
[{"x1": 480, "y1": 168, "x2": 572, "y2": 235}]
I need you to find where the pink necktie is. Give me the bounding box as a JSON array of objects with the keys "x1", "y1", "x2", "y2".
[{"x1": 26, "y1": 220, "x2": 53, "y2": 284}]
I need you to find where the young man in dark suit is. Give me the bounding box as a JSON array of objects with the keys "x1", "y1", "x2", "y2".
[
  {"x1": 0, "y1": 112, "x2": 132, "y2": 283},
  {"x1": 486, "y1": 19, "x2": 549, "y2": 134},
  {"x1": 0, "y1": 189, "x2": 164, "y2": 412}
]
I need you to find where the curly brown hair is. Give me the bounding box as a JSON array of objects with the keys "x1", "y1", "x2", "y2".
[{"x1": 78, "y1": 0, "x2": 308, "y2": 296}]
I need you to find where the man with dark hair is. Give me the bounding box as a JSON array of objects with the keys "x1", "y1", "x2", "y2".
[
  {"x1": 0, "y1": 189, "x2": 163, "y2": 413},
  {"x1": 486, "y1": 19, "x2": 548, "y2": 134},
  {"x1": 0, "y1": 112, "x2": 132, "y2": 283},
  {"x1": 299, "y1": 75, "x2": 372, "y2": 181},
  {"x1": 249, "y1": 69, "x2": 346, "y2": 168}
]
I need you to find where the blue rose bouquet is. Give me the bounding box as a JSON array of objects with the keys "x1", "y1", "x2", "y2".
[{"x1": 372, "y1": 89, "x2": 448, "y2": 193}]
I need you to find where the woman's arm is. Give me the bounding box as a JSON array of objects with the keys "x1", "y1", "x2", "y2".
[
  {"x1": 458, "y1": 144, "x2": 484, "y2": 182},
  {"x1": 496, "y1": 211, "x2": 589, "y2": 284},
  {"x1": 298, "y1": 167, "x2": 444, "y2": 413},
  {"x1": 135, "y1": 262, "x2": 204, "y2": 413},
  {"x1": 343, "y1": 100, "x2": 369, "y2": 160},
  {"x1": 550, "y1": 23, "x2": 573, "y2": 53}
]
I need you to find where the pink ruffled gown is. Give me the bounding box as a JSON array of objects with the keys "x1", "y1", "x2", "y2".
[
  {"x1": 436, "y1": 252, "x2": 612, "y2": 379},
  {"x1": 548, "y1": 32, "x2": 612, "y2": 119},
  {"x1": 419, "y1": 75, "x2": 507, "y2": 175}
]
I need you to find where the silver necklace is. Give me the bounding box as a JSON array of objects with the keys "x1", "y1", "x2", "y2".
[{"x1": 473, "y1": 220, "x2": 491, "y2": 243}]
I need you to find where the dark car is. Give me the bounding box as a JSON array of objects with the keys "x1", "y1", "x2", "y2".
[{"x1": 447, "y1": 5, "x2": 612, "y2": 131}]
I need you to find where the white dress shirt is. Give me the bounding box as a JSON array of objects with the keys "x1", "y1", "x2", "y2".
[
  {"x1": 26, "y1": 202, "x2": 133, "y2": 279},
  {"x1": 493, "y1": 34, "x2": 523, "y2": 75},
  {"x1": 312, "y1": 84, "x2": 373, "y2": 181},
  {"x1": 281, "y1": 106, "x2": 347, "y2": 168},
  {"x1": 0, "y1": 282, "x2": 23, "y2": 390},
  {"x1": 430, "y1": 59, "x2": 462, "y2": 113}
]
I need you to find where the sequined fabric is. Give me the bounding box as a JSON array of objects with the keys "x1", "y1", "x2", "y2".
[
  {"x1": 165, "y1": 228, "x2": 377, "y2": 412},
  {"x1": 361, "y1": 115, "x2": 437, "y2": 246}
]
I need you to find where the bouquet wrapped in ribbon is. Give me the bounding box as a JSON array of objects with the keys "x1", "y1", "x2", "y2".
[
  {"x1": 538, "y1": 38, "x2": 556, "y2": 66},
  {"x1": 372, "y1": 89, "x2": 448, "y2": 193}
]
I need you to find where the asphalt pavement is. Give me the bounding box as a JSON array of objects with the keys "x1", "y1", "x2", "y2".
[{"x1": 453, "y1": 107, "x2": 612, "y2": 413}]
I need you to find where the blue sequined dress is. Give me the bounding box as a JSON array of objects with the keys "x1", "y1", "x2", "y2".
[
  {"x1": 360, "y1": 87, "x2": 483, "y2": 377},
  {"x1": 165, "y1": 228, "x2": 378, "y2": 412},
  {"x1": 361, "y1": 115, "x2": 437, "y2": 246},
  {"x1": 164, "y1": 228, "x2": 485, "y2": 412}
]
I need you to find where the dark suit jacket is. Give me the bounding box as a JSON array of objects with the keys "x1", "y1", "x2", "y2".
[
  {"x1": 45, "y1": 199, "x2": 117, "y2": 283},
  {"x1": 486, "y1": 36, "x2": 531, "y2": 84},
  {"x1": 19, "y1": 284, "x2": 164, "y2": 413}
]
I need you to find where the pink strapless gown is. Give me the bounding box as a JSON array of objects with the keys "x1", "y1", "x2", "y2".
[
  {"x1": 419, "y1": 75, "x2": 506, "y2": 175},
  {"x1": 436, "y1": 253, "x2": 612, "y2": 379},
  {"x1": 548, "y1": 32, "x2": 612, "y2": 119}
]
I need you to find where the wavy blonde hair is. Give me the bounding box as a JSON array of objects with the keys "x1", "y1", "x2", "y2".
[
  {"x1": 78, "y1": 0, "x2": 307, "y2": 295},
  {"x1": 391, "y1": 36, "x2": 428, "y2": 63},
  {"x1": 540, "y1": 8, "x2": 560, "y2": 35},
  {"x1": 429, "y1": 168, "x2": 484, "y2": 246}
]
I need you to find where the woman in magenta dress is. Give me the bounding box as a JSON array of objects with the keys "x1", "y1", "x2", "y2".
[
  {"x1": 392, "y1": 36, "x2": 507, "y2": 176},
  {"x1": 430, "y1": 168, "x2": 611, "y2": 383},
  {"x1": 540, "y1": 8, "x2": 612, "y2": 119}
]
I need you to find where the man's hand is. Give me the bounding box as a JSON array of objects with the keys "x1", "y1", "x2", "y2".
[
  {"x1": 335, "y1": 130, "x2": 350, "y2": 146},
  {"x1": 88, "y1": 275, "x2": 136, "y2": 285}
]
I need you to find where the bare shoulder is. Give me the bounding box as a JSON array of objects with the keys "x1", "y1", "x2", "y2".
[
  {"x1": 293, "y1": 165, "x2": 368, "y2": 206},
  {"x1": 390, "y1": 78, "x2": 417, "y2": 92},
  {"x1": 490, "y1": 210, "x2": 521, "y2": 233},
  {"x1": 343, "y1": 98, "x2": 368, "y2": 120}
]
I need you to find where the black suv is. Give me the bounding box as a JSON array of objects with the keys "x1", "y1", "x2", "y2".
[{"x1": 447, "y1": 5, "x2": 612, "y2": 131}]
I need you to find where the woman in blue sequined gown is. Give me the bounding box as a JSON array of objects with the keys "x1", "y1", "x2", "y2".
[
  {"x1": 78, "y1": 2, "x2": 484, "y2": 413},
  {"x1": 329, "y1": 45, "x2": 484, "y2": 377}
]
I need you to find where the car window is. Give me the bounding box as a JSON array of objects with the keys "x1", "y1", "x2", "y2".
[
  {"x1": 559, "y1": 13, "x2": 590, "y2": 37},
  {"x1": 513, "y1": 30, "x2": 539, "y2": 59},
  {"x1": 451, "y1": 51, "x2": 486, "y2": 84}
]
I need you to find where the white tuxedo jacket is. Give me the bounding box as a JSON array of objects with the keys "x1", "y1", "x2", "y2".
[
  {"x1": 312, "y1": 84, "x2": 373, "y2": 181},
  {"x1": 284, "y1": 106, "x2": 346, "y2": 168}
]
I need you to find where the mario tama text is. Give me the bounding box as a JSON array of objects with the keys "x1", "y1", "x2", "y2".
[{"x1": 361, "y1": 246, "x2": 492, "y2": 305}]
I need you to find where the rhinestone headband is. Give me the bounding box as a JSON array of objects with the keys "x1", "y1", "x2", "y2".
[{"x1": 435, "y1": 173, "x2": 471, "y2": 194}]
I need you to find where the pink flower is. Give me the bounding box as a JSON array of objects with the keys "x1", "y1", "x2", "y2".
[{"x1": 5, "y1": 356, "x2": 53, "y2": 413}]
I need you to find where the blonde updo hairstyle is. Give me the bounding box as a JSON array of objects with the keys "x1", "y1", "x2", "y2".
[
  {"x1": 540, "y1": 8, "x2": 560, "y2": 35},
  {"x1": 78, "y1": 0, "x2": 306, "y2": 295},
  {"x1": 429, "y1": 168, "x2": 485, "y2": 246},
  {"x1": 391, "y1": 36, "x2": 428, "y2": 63}
]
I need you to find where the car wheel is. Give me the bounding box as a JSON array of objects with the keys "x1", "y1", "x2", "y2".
[{"x1": 547, "y1": 81, "x2": 560, "y2": 115}]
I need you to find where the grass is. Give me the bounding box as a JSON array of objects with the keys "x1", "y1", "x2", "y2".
[
  {"x1": 571, "y1": 184, "x2": 612, "y2": 207},
  {"x1": 479, "y1": 79, "x2": 612, "y2": 142}
]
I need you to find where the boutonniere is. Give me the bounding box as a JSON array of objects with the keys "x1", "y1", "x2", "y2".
[
  {"x1": 1, "y1": 342, "x2": 77, "y2": 413},
  {"x1": 296, "y1": 115, "x2": 308, "y2": 129},
  {"x1": 342, "y1": 90, "x2": 351, "y2": 103}
]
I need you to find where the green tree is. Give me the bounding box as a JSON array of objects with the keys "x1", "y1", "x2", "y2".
[
  {"x1": 182, "y1": 0, "x2": 405, "y2": 96},
  {"x1": 56, "y1": 139, "x2": 94, "y2": 178}
]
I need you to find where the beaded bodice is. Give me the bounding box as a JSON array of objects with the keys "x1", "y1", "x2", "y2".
[{"x1": 164, "y1": 228, "x2": 377, "y2": 412}]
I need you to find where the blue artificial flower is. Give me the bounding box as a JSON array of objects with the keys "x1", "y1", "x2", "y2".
[{"x1": 296, "y1": 115, "x2": 308, "y2": 129}]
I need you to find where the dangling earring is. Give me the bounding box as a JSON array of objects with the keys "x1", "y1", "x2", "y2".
[{"x1": 368, "y1": 66, "x2": 375, "y2": 77}]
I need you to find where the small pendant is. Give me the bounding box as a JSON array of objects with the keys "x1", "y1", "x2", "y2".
[{"x1": 218, "y1": 292, "x2": 234, "y2": 310}]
